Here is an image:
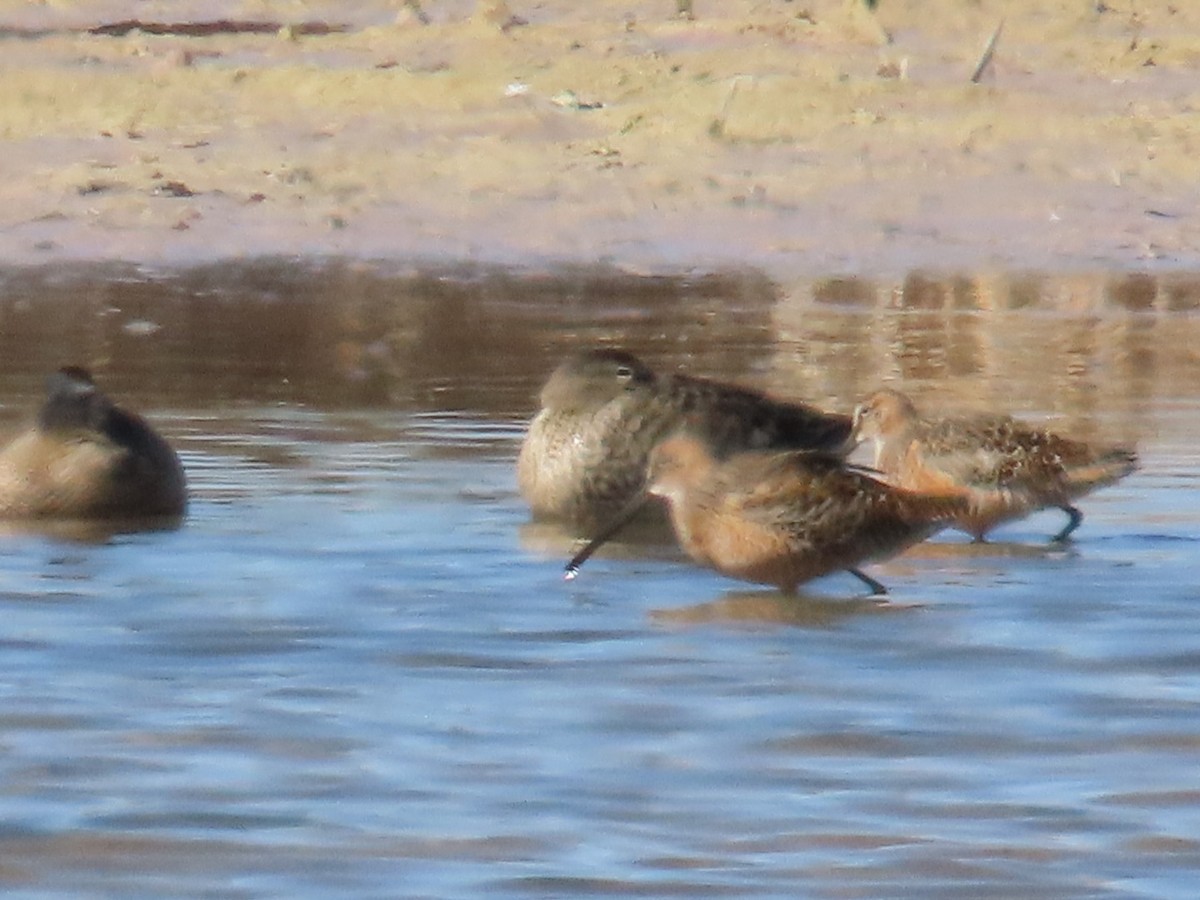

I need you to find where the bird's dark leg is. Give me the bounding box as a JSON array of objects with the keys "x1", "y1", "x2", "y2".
[
  {"x1": 1052, "y1": 505, "x2": 1083, "y2": 542},
  {"x1": 847, "y1": 568, "x2": 888, "y2": 596}
]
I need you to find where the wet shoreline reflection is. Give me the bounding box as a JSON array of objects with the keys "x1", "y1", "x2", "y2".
[{"x1": 0, "y1": 261, "x2": 1193, "y2": 432}]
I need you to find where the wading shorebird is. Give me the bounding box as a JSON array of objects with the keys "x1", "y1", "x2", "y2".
[
  {"x1": 851, "y1": 388, "x2": 1138, "y2": 542},
  {"x1": 0, "y1": 367, "x2": 187, "y2": 520},
  {"x1": 564, "y1": 433, "x2": 967, "y2": 595},
  {"x1": 517, "y1": 349, "x2": 853, "y2": 530}
]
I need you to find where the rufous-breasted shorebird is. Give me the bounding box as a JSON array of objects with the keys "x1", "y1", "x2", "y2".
[
  {"x1": 565, "y1": 432, "x2": 966, "y2": 595},
  {"x1": 851, "y1": 388, "x2": 1137, "y2": 542}
]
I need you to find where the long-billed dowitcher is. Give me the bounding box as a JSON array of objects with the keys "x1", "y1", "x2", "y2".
[
  {"x1": 565, "y1": 433, "x2": 966, "y2": 595},
  {"x1": 852, "y1": 387, "x2": 1137, "y2": 542},
  {"x1": 518, "y1": 349, "x2": 852, "y2": 529},
  {"x1": 0, "y1": 367, "x2": 187, "y2": 519}
]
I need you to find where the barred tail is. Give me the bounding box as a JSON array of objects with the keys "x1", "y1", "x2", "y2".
[
  {"x1": 1065, "y1": 446, "x2": 1138, "y2": 495},
  {"x1": 916, "y1": 490, "x2": 973, "y2": 527}
]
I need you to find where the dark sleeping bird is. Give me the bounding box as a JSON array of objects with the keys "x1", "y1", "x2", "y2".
[
  {"x1": 0, "y1": 367, "x2": 186, "y2": 520},
  {"x1": 518, "y1": 349, "x2": 853, "y2": 530}
]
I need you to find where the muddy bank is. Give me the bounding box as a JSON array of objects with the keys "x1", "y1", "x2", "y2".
[{"x1": 1, "y1": 0, "x2": 1198, "y2": 277}]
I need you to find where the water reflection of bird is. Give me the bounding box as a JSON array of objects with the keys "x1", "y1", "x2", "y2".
[
  {"x1": 566, "y1": 433, "x2": 966, "y2": 595},
  {"x1": 649, "y1": 590, "x2": 909, "y2": 629},
  {"x1": 517, "y1": 349, "x2": 853, "y2": 530},
  {"x1": 0, "y1": 367, "x2": 187, "y2": 520},
  {"x1": 852, "y1": 387, "x2": 1138, "y2": 542}
]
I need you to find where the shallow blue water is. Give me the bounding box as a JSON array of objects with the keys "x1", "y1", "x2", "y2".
[{"x1": 0, "y1": 264, "x2": 1196, "y2": 898}]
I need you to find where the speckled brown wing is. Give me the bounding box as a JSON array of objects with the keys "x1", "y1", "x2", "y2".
[
  {"x1": 708, "y1": 451, "x2": 963, "y2": 579},
  {"x1": 915, "y1": 415, "x2": 1047, "y2": 490},
  {"x1": 663, "y1": 375, "x2": 854, "y2": 458},
  {"x1": 916, "y1": 415, "x2": 1136, "y2": 503}
]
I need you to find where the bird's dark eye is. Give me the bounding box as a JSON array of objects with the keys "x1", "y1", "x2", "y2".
[{"x1": 616, "y1": 365, "x2": 632, "y2": 380}]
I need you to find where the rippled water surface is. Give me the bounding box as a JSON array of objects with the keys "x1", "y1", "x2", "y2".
[{"x1": 0, "y1": 261, "x2": 1197, "y2": 898}]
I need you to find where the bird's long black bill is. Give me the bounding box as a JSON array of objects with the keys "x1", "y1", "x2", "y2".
[{"x1": 564, "y1": 495, "x2": 650, "y2": 581}]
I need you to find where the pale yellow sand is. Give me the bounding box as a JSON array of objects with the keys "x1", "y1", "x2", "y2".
[{"x1": 1, "y1": 0, "x2": 1197, "y2": 275}]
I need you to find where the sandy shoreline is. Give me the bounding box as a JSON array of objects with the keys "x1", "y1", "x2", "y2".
[{"x1": 1, "y1": 0, "x2": 1198, "y2": 278}]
